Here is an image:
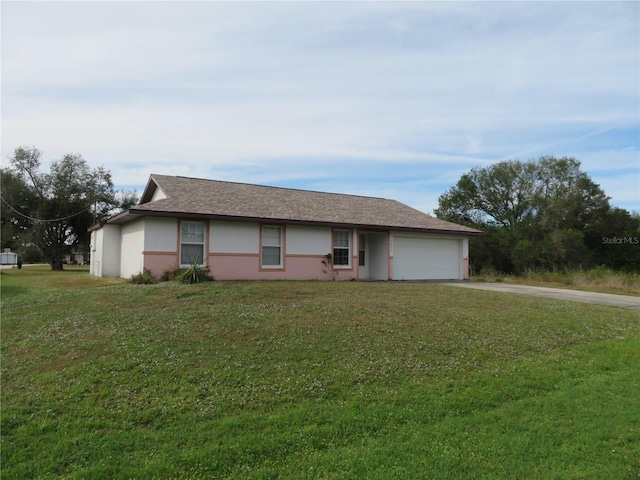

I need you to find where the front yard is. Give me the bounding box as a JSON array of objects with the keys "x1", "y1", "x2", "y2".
[{"x1": 2, "y1": 267, "x2": 639, "y2": 479}]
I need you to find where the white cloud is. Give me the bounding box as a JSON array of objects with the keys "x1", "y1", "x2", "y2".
[{"x1": 1, "y1": 0, "x2": 638, "y2": 212}]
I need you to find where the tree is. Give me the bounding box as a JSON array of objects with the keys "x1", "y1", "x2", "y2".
[
  {"x1": 0, "y1": 167, "x2": 43, "y2": 262},
  {"x1": 583, "y1": 207, "x2": 640, "y2": 271},
  {"x1": 2, "y1": 146, "x2": 137, "y2": 270},
  {"x1": 434, "y1": 156, "x2": 627, "y2": 274}
]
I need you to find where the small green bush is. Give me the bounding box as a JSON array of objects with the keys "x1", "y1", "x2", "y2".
[
  {"x1": 161, "y1": 265, "x2": 184, "y2": 282},
  {"x1": 128, "y1": 268, "x2": 158, "y2": 284}
]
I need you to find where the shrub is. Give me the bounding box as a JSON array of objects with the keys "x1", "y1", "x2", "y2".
[
  {"x1": 161, "y1": 260, "x2": 214, "y2": 285},
  {"x1": 161, "y1": 265, "x2": 184, "y2": 282},
  {"x1": 128, "y1": 268, "x2": 158, "y2": 284},
  {"x1": 177, "y1": 263, "x2": 214, "y2": 284}
]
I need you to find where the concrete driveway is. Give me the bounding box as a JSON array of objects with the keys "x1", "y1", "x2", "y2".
[{"x1": 442, "y1": 282, "x2": 640, "y2": 311}]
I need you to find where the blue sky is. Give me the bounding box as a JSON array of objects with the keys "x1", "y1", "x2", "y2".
[{"x1": 2, "y1": 1, "x2": 638, "y2": 214}]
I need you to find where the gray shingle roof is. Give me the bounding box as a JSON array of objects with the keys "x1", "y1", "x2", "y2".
[{"x1": 110, "y1": 174, "x2": 482, "y2": 235}]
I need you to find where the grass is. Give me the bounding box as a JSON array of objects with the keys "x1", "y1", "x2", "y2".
[
  {"x1": 2, "y1": 266, "x2": 639, "y2": 479},
  {"x1": 472, "y1": 266, "x2": 640, "y2": 295}
]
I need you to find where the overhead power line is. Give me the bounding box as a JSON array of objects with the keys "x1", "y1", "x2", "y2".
[{"x1": 0, "y1": 195, "x2": 93, "y2": 223}]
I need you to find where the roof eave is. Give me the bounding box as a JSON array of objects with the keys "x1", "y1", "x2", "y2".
[{"x1": 116, "y1": 209, "x2": 483, "y2": 235}]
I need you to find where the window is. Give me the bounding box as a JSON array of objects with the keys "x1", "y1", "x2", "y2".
[
  {"x1": 359, "y1": 234, "x2": 366, "y2": 266},
  {"x1": 180, "y1": 221, "x2": 205, "y2": 266},
  {"x1": 262, "y1": 226, "x2": 282, "y2": 267},
  {"x1": 333, "y1": 230, "x2": 351, "y2": 267}
]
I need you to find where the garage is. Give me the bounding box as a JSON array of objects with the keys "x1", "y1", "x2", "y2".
[{"x1": 393, "y1": 236, "x2": 461, "y2": 280}]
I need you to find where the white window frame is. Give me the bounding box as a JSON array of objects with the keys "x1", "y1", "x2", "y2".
[
  {"x1": 333, "y1": 229, "x2": 351, "y2": 268},
  {"x1": 261, "y1": 225, "x2": 283, "y2": 268},
  {"x1": 180, "y1": 221, "x2": 206, "y2": 267}
]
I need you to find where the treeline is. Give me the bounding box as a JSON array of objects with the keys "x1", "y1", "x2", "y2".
[{"x1": 435, "y1": 156, "x2": 639, "y2": 274}]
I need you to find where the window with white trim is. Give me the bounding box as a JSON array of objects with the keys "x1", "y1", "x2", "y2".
[
  {"x1": 180, "y1": 221, "x2": 205, "y2": 266},
  {"x1": 333, "y1": 230, "x2": 351, "y2": 267},
  {"x1": 261, "y1": 226, "x2": 282, "y2": 268}
]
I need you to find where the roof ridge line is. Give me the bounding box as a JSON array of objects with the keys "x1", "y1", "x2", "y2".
[{"x1": 151, "y1": 174, "x2": 394, "y2": 202}]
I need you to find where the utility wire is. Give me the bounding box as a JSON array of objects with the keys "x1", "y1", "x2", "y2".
[{"x1": 0, "y1": 195, "x2": 93, "y2": 223}]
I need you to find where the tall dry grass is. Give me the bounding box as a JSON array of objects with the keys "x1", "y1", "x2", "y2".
[{"x1": 472, "y1": 266, "x2": 640, "y2": 295}]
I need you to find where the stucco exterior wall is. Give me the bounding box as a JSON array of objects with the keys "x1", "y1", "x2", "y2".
[
  {"x1": 368, "y1": 233, "x2": 390, "y2": 280},
  {"x1": 144, "y1": 217, "x2": 178, "y2": 251},
  {"x1": 120, "y1": 220, "x2": 145, "y2": 279},
  {"x1": 211, "y1": 221, "x2": 259, "y2": 253},
  {"x1": 286, "y1": 225, "x2": 331, "y2": 255},
  {"x1": 91, "y1": 216, "x2": 471, "y2": 281},
  {"x1": 207, "y1": 223, "x2": 332, "y2": 280},
  {"x1": 90, "y1": 229, "x2": 102, "y2": 277},
  {"x1": 209, "y1": 253, "x2": 330, "y2": 281},
  {"x1": 141, "y1": 217, "x2": 179, "y2": 276},
  {"x1": 90, "y1": 224, "x2": 121, "y2": 277}
]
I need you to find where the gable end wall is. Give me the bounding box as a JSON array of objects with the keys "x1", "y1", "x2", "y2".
[{"x1": 120, "y1": 220, "x2": 145, "y2": 279}]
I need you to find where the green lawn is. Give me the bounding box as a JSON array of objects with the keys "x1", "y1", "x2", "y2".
[{"x1": 2, "y1": 267, "x2": 639, "y2": 479}]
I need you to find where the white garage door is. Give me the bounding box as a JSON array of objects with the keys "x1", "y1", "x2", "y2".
[{"x1": 393, "y1": 237, "x2": 461, "y2": 280}]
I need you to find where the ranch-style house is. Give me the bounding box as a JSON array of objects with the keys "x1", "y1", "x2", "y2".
[{"x1": 89, "y1": 174, "x2": 482, "y2": 281}]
